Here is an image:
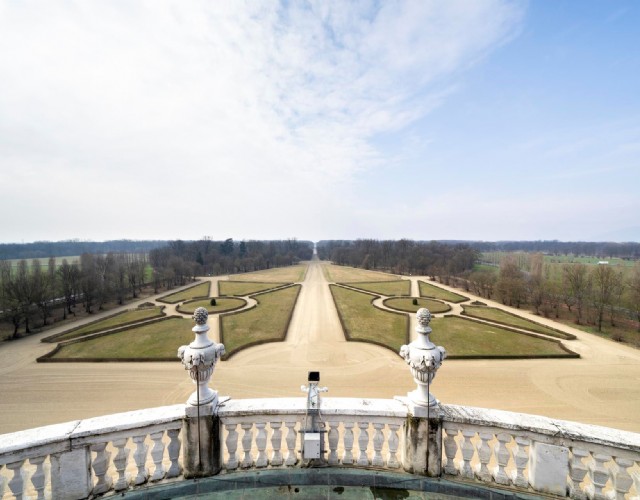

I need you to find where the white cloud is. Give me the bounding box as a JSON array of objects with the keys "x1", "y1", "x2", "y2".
[{"x1": 0, "y1": 0, "x2": 524, "y2": 241}]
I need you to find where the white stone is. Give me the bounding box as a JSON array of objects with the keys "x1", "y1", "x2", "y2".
[
  {"x1": 529, "y1": 442, "x2": 570, "y2": 496},
  {"x1": 50, "y1": 447, "x2": 92, "y2": 499}
]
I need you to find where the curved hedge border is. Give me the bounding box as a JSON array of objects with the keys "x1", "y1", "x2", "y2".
[
  {"x1": 460, "y1": 306, "x2": 576, "y2": 341},
  {"x1": 219, "y1": 284, "x2": 302, "y2": 360},
  {"x1": 41, "y1": 306, "x2": 167, "y2": 343},
  {"x1": 329, "y1": 284, "x2": 409, "y2": 355},
  {"x1": 217, "y1": 280, "x2": 291, "y2": 297},
  {"x1": 37, "y1": 316, "x2": 182, "y2": 362},
  {"x1": 418, "y1": 280, "x2": 469, "y2": 303},
  {"x1": 382, "y1": 297, "x2": 451, "y2": 314},
  {"x1": 176, "y1": 296, "x2": 247, "y2": 315},
  {"x1": 157, "y1": 281, "x2": 211, "y2": 304},
  {"x1": 438, "y1": 315, "x2": 579, "y2": 359}
]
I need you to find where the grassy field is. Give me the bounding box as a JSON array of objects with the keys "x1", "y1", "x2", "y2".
[
  {"x1": 177, "y1": 297, "x2": 246, "y2": 315},
  {"x1": 233, "y1": 265, "x2": 307, "y2": 283},
  {"x1": 430, "y1": 317, "x2": 575, "y2": 357},
  {"x1": 330, "y1": 285, "x2": 408, "y2": 352},
  {"x1": 49, "y1": 317, "x2": 191, "y2": 359},
  {"x1": 2, "y1": 255, "x2": 81, "y2": 269},
  {"x1": 323, "y1": 264, "x2": 400, "y2": 283},
  {"x1": 219, "y1": 281, "x2": 287, "y2": 296},
  {"x1": 343, "y1": 280, "x2": 410, "y2": 296},
  {"x1": 158, "y1": 282, "x2": 210, "y2": 303},
  {"x1": 383, "y1": 297, "x2": 450, "y2": 314},
  {"x1": 419, "y1": 281, "x2": 468, "y2": 303},
  {"x1": 47, "y1": 306, "x2": 165, "y2": 342},
  {"x1": 220, "y1": 285, "x2": 301, "y2": 357},
  {"x1": 461, "y1": 305, "x2": 574, "y2": 340}
]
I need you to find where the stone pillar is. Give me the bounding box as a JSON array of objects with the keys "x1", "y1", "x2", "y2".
[
  {"x1": 402, "y1": 413, "x2": 442, "y2": 477},
  {"x1": 178, "y1": 307, "x2": 225, "y2": 478},
  {"x1": 50, "y1": 447, "x2": 92, "y2": 499}
]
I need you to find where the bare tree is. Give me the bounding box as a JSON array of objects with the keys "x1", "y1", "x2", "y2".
[
  {"x1": 563, "y1": 264, "x2": 590, "y2": 324},
  {"x1": 590, "y1": 264, "x2": 622, "y2": 332},
  {"x1": 627, "y1": 263, "x2": 640, "y2": 332}
]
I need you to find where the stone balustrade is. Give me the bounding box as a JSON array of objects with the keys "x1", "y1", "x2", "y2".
[{"x1": 1, "y1": 399, "x2": 639, "y2": 499}]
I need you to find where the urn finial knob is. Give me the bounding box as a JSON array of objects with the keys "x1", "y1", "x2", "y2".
[{"x1": 193, "y1": 307, "x2": 208, "y2": 326}]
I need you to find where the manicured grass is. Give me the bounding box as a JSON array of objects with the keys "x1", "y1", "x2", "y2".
[
  {"x1": 430, "y1": 317, "x2": 575, "y2": 358},
  {"x1": 219, "y1": 281, "x2": 287, "y2": 296},
  {"x1": 418, "y1": 281, "x2": 468, "y2": 303},
  {"x1": 461, "y1": 306, "x2": 574, "y2": 340},
  {"x1": 384, "y1": 297, "x2": 450, "y2": 314},
  {"x1": 330, "y1": 285, "x2": 408, "y2": 353},
  {"x1": 50, "y1": 317, "x2": 191, "y2": 359},
  {"x1": 177, "y1": 297, "x2": 246, "y2": 315},
  {"x1": 220, "y1": 285, "x2": 301, "y2": 357},
  {"x1": 323, "y1": 264, "x2": 400, "y2": 283},
  {"x1": 234, "y1": 265, "x2": 307, "y2": 282},
  {"x1": 344, "y1": 280, "x2": 411, "y2": 296},
  {"x1": 158, "y1": 282, "x2": 210, "y2": 303},
  {"x1": 49, "y1": 307, "x2": 165, "y2": 342}
]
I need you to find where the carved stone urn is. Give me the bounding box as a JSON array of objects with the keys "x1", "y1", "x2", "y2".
[
  {"x1": 178, "y1": 307, "x2": 225, "y2": 406},
  {"x1": 400, "y1": 308, "x2": 446, "y2": 407}
]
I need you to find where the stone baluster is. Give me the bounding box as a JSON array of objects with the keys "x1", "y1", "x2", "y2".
[
  {"x1": 475, "y1": 431, "x2": 493, "y2": 482},
  {"x1": 568, "y1": 448, "x2": 590, "y2": 500},
  {"x1": 327, "y1": 421, "x2": 340, "y2": 465},
  {"x1": 132, "y1": 434, "x2": 149, "y2": 485},
  {"x1": 91, "y1": 442, "x2": 113, "y2": 494},
  {"x1": 460, "y1": 429, "x2": 476, "y2": 479},
  {"x1": 29, "y1": 456, "x2": 47, "y2": 500},
  {"x1": 493, "y1": 433, "x2": 512, "y2": 485},
  {"x1": 0, "y1": 464, "x2": 4, "y2": 498},
  {"x1": 270, "y1": 422, "x2": 284, "y2": 466},
  {"x1": 166, "y1": 428, "x2": 182, "y2": 478},
  {"x1": 372, "y1": 423, "x2": 385, "y2": 467},
  {"x1": 612, "y1": 458, "x2": 634, "y2": 500},
  {"x1": 149, "y1": 431, "x2": 166, "y2": 481},
  {"x1": 255, "y1": 422, "x2": 268, "y2": 468},
  {"x1": 6, "y1": 460, "x2": 25, "y2": 500},
  {"x1": 113, "y1": 437, "x2": 131, "y2": 491},
  {"x1": 357, "y1": 421, "x2": 371, "y2": 466},
  {"x1": 240, "y1": 423, "x2": 254, "y2": 468},
  {"x1": 225, "y1": 423, "x2": 239, "y2": 470},
  {"x1": 387, "y1": 423, "x2": 401, "y2": 469},
  {"x1": 513, "y1": 436, "x2": 530, "y2": 488},
  {"x1": 442, "y1": 426, "x2": 459, "y2": 475},
  {"x1": 342, "y1": 421, "x2": 355, "y2": 465},
  {"x1": 591, "y1": 453, "x2": 612, "y2": 500},
  {"x1": 284, "y1": 420, "x2": 298, "y2": 466}
]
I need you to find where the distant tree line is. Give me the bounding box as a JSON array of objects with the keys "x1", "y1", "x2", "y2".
[
  {"x1": 461, "y1": 254, "x2": 640, "y2": 334},
  {"x1": 0, "y1": 240, "x2": 168, "y2": 260},
  {"x1": 0, "y1": 253, "x2": 148, "y2": 338},
  {"x1": 465, "y1": 240, "x2": 640, "y2": 259},
  {"x1": 316, "y1": 239, "x2": 478, "y2": 277},
  {"x1": 149, "y1": 238, "x2": 314, "y2": 289}
]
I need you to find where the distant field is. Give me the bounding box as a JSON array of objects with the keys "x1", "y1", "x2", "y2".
[
  {"x1": 233, "y1": 265, "x2": 307, "y2": 283},
  {"x1": 323, "y1": 264, "x2": 399, "y2": 283},
  {"x1": 418, "y1": 281, "x2": 468, "y2": 303},
  {"x1": 330, "y1": 285, "x2": 408, "y2": 352},
  {"x1": 343, "y1": 280, "x2": 410, "y2": 296},
  {"x1": 47, "y1": 306, "x2": 165, "y2": 342},
  {"x1": 384, "y1": 297, "x2": 450, "y2": 314},
  {"x1": 219, "y1": 281, "x2": 288, "y2": 296},
  {"x1": 2, "y1": 255, "x2": 81, "y2": 269},
  {"x1": 158, "y1": 282, "x2": 210, "y2": 303}
]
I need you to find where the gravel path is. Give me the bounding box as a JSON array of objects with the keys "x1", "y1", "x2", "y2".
[{"x1": 0, "y1": 261, "x2": 638, "y2": 434}]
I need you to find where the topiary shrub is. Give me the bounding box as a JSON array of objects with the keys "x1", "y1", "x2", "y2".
[
  {"x1": 412, "y1": 298, "x2": 418, "y2": 306},
  {"x1": 210, "y1": 298, "x2": 217, "y2": 306}
]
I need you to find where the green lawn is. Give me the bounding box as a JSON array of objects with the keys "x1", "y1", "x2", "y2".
[
  {"x1": 219, "y1": 281, "x2": 287, "y2": 296},
  {"x1": 177, "y1": 297, "x2": 246, "y2": 315},
  {"x1": 158, "y1": 282, "x2": 210, "y2": 303},
  {"x1": 330, "y1": 285, "x2": 408, "y2": 353},
  {"x1": 233, "y1": 264, "x2": 307, "y2": 282},
  {"x1": 323, "y1": 264, "x2": 400, "y2": 283},
  {"x1": 48, "y1": 306, "x2": 165, "y2": 342},
  {"x1": 343, "y1": 280, "x2": 411, "y2": 296},
  {"x1": 461, "y1": 305, "x2": 575, "y2": 340},
  {"x1": 384, "y1": 297, "x2": 450, "y2": 314},
  {"x1": 430, "y1": 317, "x2": 576, "y2": 358},
  {"x1": 418, "y1": 281, "x2": 468, "y2": 303},
  {"x1": 49, "y1": 317, "x2": 191, "y2": 359},
  {"x1": 220, "y1": 285, "x2": 301, "y2": 357}
]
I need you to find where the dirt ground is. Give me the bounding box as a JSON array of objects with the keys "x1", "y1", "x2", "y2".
[{"x1": 0, "y1": 260, "x2": 638, "y2": 435}]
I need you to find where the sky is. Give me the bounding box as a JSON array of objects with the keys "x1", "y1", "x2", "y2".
[{"x1": 0, "y1": 0, "x2": 638, "y2": 244}]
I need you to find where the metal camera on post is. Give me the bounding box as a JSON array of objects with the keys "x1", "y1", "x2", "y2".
[{"x1": 300, "y1": 371, "x2": 328, "y2": 462}]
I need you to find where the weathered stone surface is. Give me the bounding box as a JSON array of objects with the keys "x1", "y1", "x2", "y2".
[
  {"x1": 50, "y1": 447, "x2": 92, "y2": 499},
  {"x1": 528, "y1": 442, "x2": 569, "y2": 496}
]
